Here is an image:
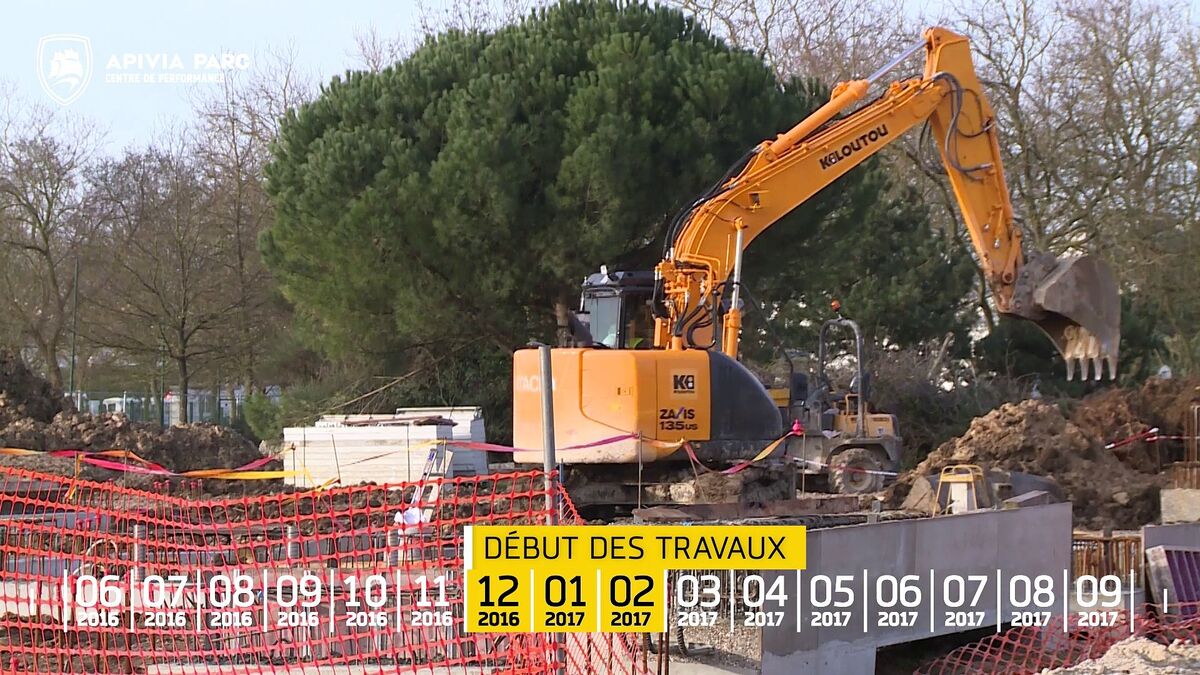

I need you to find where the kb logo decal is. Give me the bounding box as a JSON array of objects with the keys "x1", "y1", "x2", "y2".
[{"x1": 672, "y1": 372, "x2": 696, "y2": 395}]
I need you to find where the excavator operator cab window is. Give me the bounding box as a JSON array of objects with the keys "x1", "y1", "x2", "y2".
[
  {"x1": 579, "y1": 269, "x2": 655, "y2": 349},
  {"x1": 623, "y1": 299, "x2": 654, "y2": 349}
]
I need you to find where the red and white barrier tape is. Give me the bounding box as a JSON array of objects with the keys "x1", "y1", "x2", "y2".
[{"x1": 1103, "y1": 428, "x2": 1200, "y2": 450}]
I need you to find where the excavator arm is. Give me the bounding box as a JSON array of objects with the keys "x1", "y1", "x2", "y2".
[{"x1": 654, "y1": 27, "x2": 1120, "y2": 379}]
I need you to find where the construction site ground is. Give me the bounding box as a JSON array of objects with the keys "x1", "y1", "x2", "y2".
[
  {"x1": 147, "y1": 665, "x2": 753, "y2": 674},
  {"x1": 1040, "y1": 638, "x2": 1200, "y2": 674},
  {"x1": 3, "y1": 351, "x2": 1200, "y2": 673}
]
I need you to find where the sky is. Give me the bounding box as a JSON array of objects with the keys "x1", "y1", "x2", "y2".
[
  {"x1": 3, "y1": 0, "x2": 422, "y2": 150},
  {"x1": 4, "y1": 0, "x2": 1198, "y2": 152}
]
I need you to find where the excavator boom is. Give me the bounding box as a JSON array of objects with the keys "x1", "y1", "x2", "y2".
[{"x1": 655, "y1": 27, "x2": 1120, "y2": 378}]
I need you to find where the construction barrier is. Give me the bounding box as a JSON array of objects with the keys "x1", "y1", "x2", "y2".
[
  {"x1": 918, "y1": 601, "x2": 1200, "y2": 674},
  {"x1": 0, "y1": 466, "x2": 650, "y2": 674},
  {"x1": 1168, "y1": 461, "x2": 1200, "y2": 489},
  {"x1": 1072, "y1": 531, "x2": 1143, "y2": 583}
]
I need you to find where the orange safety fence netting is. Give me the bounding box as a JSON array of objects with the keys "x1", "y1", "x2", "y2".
[
  {"x1": 0, "y1": 466, "x2": 650, "y2": 674},
  {"x1": 918, "y1": 601, "x2": 1200, "y2": 674}
]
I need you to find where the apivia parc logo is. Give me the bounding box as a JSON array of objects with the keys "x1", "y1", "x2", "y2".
[{"x1": 38, "y1": 34, "x2": 93, "y2": 105}]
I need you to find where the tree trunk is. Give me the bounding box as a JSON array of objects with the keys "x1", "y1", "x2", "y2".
[
  {"x1": 38, "y1": 340, "x2": 64, "y2": 390},
  {"x1": 178, "y1": 358, "x2": 190, "y2": 424},
  {"x1": 977, "y1": 269, "x2": 995, "y2": 332},
  {"x1": 554, "y1": 298, "x2": 572, "y2": 347}
]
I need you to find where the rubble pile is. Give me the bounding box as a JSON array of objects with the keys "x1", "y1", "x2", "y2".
[
  {"x1": 890, "y1": 399, "x2": 1163, "y2": 529},
  {"x1": 0, "y1": 350, "x2": 272, "y2": 492},
  {"x1": 1041, "y1": 637, "x2": 1200, "y2": 674}
]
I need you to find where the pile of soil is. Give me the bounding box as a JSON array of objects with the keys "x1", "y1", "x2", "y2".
[
  {"x1": 1071, "y1": 378, "x2": 1200, "y2": 472},
  {"x1": 888, "y1": 399, "x2": 1163, "y2": 529},
  {"x1": 0, "y1": 350, "x2": 273, "y2": 493},
  {"x1": 0, "y1": 350, "x2": 69, "y2": 425}
]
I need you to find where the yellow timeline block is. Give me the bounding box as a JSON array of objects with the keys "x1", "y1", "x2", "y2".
[
  {"x1": 531, "y1": 569, "x2": 601, "y2": 632},
  {"x1": 464, "y1": 524, "x2": 805, "y2": 634},
  {"x1": 598, "y1": 569, "x2": 668, "y2": 633},
  {"x1": 464, "y1": 568, "x2": 532, "y2": 632},
  {"x1": 466, "y1": 524, "x2": 806, "y2": 571}
]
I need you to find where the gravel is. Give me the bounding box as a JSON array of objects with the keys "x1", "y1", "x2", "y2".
[{"x1": 1040, "y1": 638, "x2": 1200, "y2": 674}]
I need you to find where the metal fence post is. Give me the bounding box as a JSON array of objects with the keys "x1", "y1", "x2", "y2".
[
  {"x1": 536, "y1": 343, "x2": 566, "y2": 674},
  {"x1": 286, "y1": 525, "x2": 300, "y2": 560},
  {"x1": 131, "y1": 524, "x2": 147, "y2": 587},
  {"x1": 538, "y1": 344, "x2": 558, "y2": 525}
]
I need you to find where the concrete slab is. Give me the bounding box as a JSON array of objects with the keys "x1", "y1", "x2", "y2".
[
  {"x1": 1144, "y1": 523, "x2": 1200, "y2": 550},
  {"x1": 760, "y1": 503, "x2": 1073, "y2": 674}
]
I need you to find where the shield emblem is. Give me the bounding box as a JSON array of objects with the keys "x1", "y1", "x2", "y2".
[{"x1": 37, "y1": 34, "x2": 93, "y2": 106}]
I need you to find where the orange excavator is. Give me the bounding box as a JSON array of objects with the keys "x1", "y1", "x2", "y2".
[{"x1": 512, "y1": 27, "x2": 1121, "y2": 505}]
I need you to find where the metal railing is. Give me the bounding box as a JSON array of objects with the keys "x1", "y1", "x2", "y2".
[
  {"x1": 1186, "y1": 404, "x2": 1199, "y2": 463},
  {"x1": 1072, "y1": 531, "x2": 1142, "y2": 585},
  {"x1": 1168, "y1": 461, "x2": 1200, "y2": 489}
]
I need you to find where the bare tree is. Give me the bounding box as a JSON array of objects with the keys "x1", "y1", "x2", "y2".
[
  {"x1": 667, "y1": 0, "x2": 916, "y2": 82},
  {"x1": 90, "y1": 142, "x2": 241, "y2": 423},
  {"x1": 674, "y1": 0, "x2": 1200, "y2": 362},
  {"x1": 352, "y1": 0, "x2": 548, "y2": 72},
  {"x1": 0, "y1": 90, "x2": 104, "y2": 387},
  {"x1": 415, "y1": 0, "x2": 541, "y2": 34},
  {"x1": 352, "y1": 28, "x2": 412, "y2": 73},
  {"x1": 934, "y1": 0, "x2": 1200, "y2": 349},
  {"x1": 191, "y1": 49, "x2": 314, "y2": 395}
]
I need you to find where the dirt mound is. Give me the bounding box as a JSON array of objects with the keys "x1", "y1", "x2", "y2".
[
  {"x1": 1071, "y1": 377, "x2": 1200, "y2": 471},
  {"x1": 890, "y1": 400, "x2": 1162, "y2": 529},
  {"x1": 1135, "y1": 377, "x2": 1200, "y2": 434},
  {"x1": 1071, "y1": 388, "x2": 1157, "y2": 471},
  {"x1": 0, "y1": 350, "x2": 272, "y2": 494}
]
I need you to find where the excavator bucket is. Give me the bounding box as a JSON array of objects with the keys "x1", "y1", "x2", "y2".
[{"x1": 1008, "y1": 252, "x2": 1121, "y2": 380}]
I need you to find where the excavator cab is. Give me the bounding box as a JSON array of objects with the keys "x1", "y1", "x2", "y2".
[{"x1": 577, "y1": 268, "x2": 655, "y2": 349}]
